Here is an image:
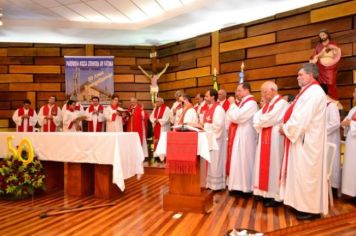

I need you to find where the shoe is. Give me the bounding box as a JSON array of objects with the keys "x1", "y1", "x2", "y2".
[
  {"x1": 296, "y1": 211, "x2": 321, "y2": 220},
  {"x1": 263, "y1": 199, "x2": 280, "y2": 207}
]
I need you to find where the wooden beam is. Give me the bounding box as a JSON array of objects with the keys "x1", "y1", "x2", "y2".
[
  {"x1": 0, "y1": 74, "x2": 33, "y2": 83},
  {"x1": 9, "y1": 65, "x2": 61, "y2": 74},
  {"x1": 211, "y1": 31, "x2": 220, "y2": 76},
  {"x1": 9, "y1": 83, "x2": 61, "y2": 91},
  {"x1": 86, "y1": 44, "x2": 94, "y2": 56},
  {"x1": 176, "y1": 67, "x2": 210, "y2": 80},
  {"x1": 311, "y1": 0, "x2": 356, "y2": 23}
]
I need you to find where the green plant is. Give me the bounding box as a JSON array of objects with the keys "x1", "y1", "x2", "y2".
[{"x1": 0, "y1": 155, "x2": 46, "y2": 198}]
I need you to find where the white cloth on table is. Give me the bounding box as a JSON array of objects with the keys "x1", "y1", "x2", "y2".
[
  {"x1": 0, "y1": 132, "x2": 144, "y2": 191},
  {"x1": 341, "y1": 106, "x2": 356, "y2": 197}
]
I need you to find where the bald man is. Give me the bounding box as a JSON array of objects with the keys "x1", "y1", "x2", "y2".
[
  {"x1": 252, "y1": 81, "x2": 289, "y2": 207},
  {"x1": 218, "y1": 89, "x2": 229, "y2": 112}
]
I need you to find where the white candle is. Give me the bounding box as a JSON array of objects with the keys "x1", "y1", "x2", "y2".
[{"x1": 213, "y1": 68, "x2": 217, "y2": 76}]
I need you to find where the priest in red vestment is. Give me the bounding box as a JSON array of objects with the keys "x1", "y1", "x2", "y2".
[
  {"x1": 85, "y1": 96, "x2": 104, "y2": 132},
  {"x1": 12, "y1": 99, "x2": 38, "y2": 132},
  {"x1": 126, "y1": 97, "x2": 149, "y2": 157},
  {"x1": 218, "y1": 89, "x2": 230, "y2": 112},
  {"x1": 38, "y1": 96, "x2": 62, "y2": 132}
]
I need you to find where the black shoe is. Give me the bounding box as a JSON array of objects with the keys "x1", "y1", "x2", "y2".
[
  {"x1": 263, "y1": 199, "x2": 280, "y2": 207},
  {"x1": 254, "y1": 195, "x2": 264, "y2": 201},
  {"x1": 296, "y1": 211, "x2": 321, "y2": 220}
]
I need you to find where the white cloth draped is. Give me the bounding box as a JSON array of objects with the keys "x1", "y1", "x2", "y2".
[
  {"x1": 63, "y1": 110, "x2": 78, "y2": 132},
  {"x1": 252, "y1": 95, "x2": 288, "y2": 200},
  {"x1": 12, "y1": 108, "x2": 38, "y2": 132},
  {"x1": 204, "y1": 105, "x2": 227, "y2": 190},
  {"x1": 326, "y1": 101, "x2": 341, "y2": 189},
  {"x1": 341, "y1": 106, "x2": 356, "y2": 197},
  {"x1": 0, "y1": 132, "x2": 144, "y2": 191},
  {"x1": 280, "y1": 85, "x2": 328, "y2": 215},
  {"x1": 226, "y1": 95, "x2": 258, "y2": 192}
]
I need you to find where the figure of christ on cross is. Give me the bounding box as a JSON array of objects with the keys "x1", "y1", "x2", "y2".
[{"x1": 138, "y1": 63, "x2": 170, "y2": 104}]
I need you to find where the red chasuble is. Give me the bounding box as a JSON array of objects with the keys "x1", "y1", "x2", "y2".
[
  {"x1": 226, "y1": 97, "x2": 255, "y2": 176},
  {"x1": 126, "y1": 105, "x2": 148, "y2": 144},
  {"x1": 17, "y1": 108, "x2": 35, "y2": 132},
  {"x1": 258, "y1": 95, "x2": 283, "y2": 191},
  {"x1": 88, "y1": 104, "x2": 104, "y2": 132},
  {"x1": 280, "y1": 81, "x2": 319, "y2": 183},
  {"x1": 166, "y1": 131, "x2": 198, "y2": 174},
  {"x1": 43, "y1": 104, "x2": 58, "y2": 132},
  {"x1": 153, "y1": 104, "x2": 167, "y2": 150}
]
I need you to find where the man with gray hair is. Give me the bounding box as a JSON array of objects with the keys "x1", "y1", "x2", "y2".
[
  {"x1": 170, "y1": 90, "x2": 184, "y2": 125},
  {"x1": 150, "y1": 97, "x2": 171, "y2": 151},
  {"x1": 279, "y1": 63, "x2": 328, "y2": 220},
  {"x1": 253, "y1": 81, "x2": 289, "y2": 207},
  {"x1": 218, "y1": 89, "x2": 229, "y2": 112}
]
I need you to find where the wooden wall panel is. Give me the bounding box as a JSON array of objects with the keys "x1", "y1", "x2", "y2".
[
  {"x1": 220, "y1": 49, "x2": 245, "y2": 63},
  {"x1": 176, "y1": 67, "x2": 210, "y2": 80},
  {"x1": 247, "y1": 13, "x2": 310, "y2": 37},
  {"x1": 9, "y1": 65, "x2": 60, "y2": 74},
  {"x1": 221, "y1": 55, "x2": 275, "y2": 73},
  {"x1": 9, "y1": 83, "x2": 60, "y2": 91},
  {"x1": 0, "y1": 57, "x2": 33, "y2": 65},
  {"x1": 0, "y1": 74, "x2": 33, "y2": 83},
  {"x1": 311, "y1": 0, "x2": 356, "y2": 23},
  {"x1": 159, "y1": 78, "x2": 196, "y2": 91},
  {"x1": 114, "y1": 57, "x2": 136, "y2": 65},
  {"x1": 114, "y1": 74, "x2": 134, "y2": 83},
  {"x1": 247, "y1": 38, "x2": 311, "y2": 58},
  {"x1": 219, "y1": 26, "x2": 245, "y2": 43},
  {"x1": 277, "y1": 17, "x2": 353, "y2": 42},
  {"x1": 244, "y1": 64, "x2": 300, "y2": 80},
  {"x1": 197, "y1": 56, "x2": 211, "y2": 67},
  {"x1": 220, "y1": 33, "x2": 275, "y2": 52},
  {"x1": 0, "y1": 48, "x2": 7, "y2": 56}
]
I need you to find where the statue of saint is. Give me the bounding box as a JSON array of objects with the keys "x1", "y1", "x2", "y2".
[
  {"x1": 310, "y1": 29, "x2": 341, "y2": 99},
  {"x1": 138, "y1": 63, "x2": 170, "y2": 103}
]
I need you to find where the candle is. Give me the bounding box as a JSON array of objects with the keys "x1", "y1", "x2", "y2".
[
  {"x1": 213, "y1": 68, "x2": 217, "y2": 76},
  {"x1": 241, "y1": 62, "x2": 245, "y2": 72}
]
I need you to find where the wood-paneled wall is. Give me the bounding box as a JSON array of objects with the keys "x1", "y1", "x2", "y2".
[
  {"x1": 1, "y1": 0, "x2": 356, "y2": 129},
  {"x1": 157, "y1": 0, "x2": 356, "y2": 109},
  {"x1": 0, "y1": 44, "x2": 152, "y2": 129}
]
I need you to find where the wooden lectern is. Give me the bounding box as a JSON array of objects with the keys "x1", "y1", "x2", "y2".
[{"x1": 163, "y1": 132, "x2": 213, "y2": 214}]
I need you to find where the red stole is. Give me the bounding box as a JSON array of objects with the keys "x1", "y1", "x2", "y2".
[
  {"x1": 153, "y1": 104, "x2": 167, "y2": 150},
  {"x1": 280, "y1": 81, "x2": 319, "y2": 182},
  {"x1": 126, "y1": 105, "x2": 146, "y2": 144},
  {"x1": 226, "y1": 97, "x2": 256, "y2": 176},
  {"x1": 88, "y1": 105, "x2": 104, "y2": 132},
  {"x1": 220, "y1": 99, "x2": 230, "y2": 112},
  {"x1": 111, "y1": 105, "x2": 118, "y2": 121},
  {"x1": 203, "y1": 102, "x2": 219, "y2": 124},
  {"x1": 43, "y1": 104, "x2": 58, "y2": 132},
  {"x1": 17, "y1": 108, "x2": 34, "y2": 132},
  {"x1": 178, "y1": 104, "x2": 194, "y2": 125},
  {"x1": 352, "y1": 110, "x2": 356, "y2": 121},
  {"x1": 258, "y1": 95, "x2": 283, "y2": 191}
]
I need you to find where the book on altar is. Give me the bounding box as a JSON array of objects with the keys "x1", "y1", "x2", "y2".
[{"x1": 172, "y1": 124, "x2": 204, "y2": 132}]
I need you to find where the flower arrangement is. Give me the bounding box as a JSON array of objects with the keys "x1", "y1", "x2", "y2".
[{"x1": 0, "y1": 154, "x2": 46, "y2": 198}]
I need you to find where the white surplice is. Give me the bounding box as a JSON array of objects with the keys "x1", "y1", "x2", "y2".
[
  {"x1": 252, "y1": 95, "x2": 289, "y2": 200},
  {"x1": 226, "y1": 95, "x2": 258, "y2": 192},
  {"x1": 104, "y1": 106, "x2": 123, "y2": 132},
  {"x1": 280, "y1": 85, "x2": 328, "y2": 215},
  {"x1": 12, "y1": 108, "x2": 38, "y2": 132},
  {"x1": 85, "y1": 105, "x2": 105, "y2": 132},
  {"x1": 341, "y1": 106, "x2": 356, "y2": 197},
  {"x1": 326, "y1": 101, "x2": 341, "y2": 189},
  {"x1": 63, "y1": 110, "x2": 78, "y2": 132},
  {"x1": 182, "y1": 107, "x2": 199, "y2": 124},
  {"x1": 204, "y1": 105, "x2": 227, "y2": 190},
  {"x1": 38, "y1": 105, "x2": 62, "y2": 132},
  {"x1": 149, "y1": 106, "x2": 171, "y2": 133},
  {"x1": 62, "y1": 103, "x2": 84, "y2": 129}
]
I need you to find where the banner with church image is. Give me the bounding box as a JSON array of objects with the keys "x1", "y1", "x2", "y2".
[{"x1": 64, "y1": 56, "x2": 114, "y2": 106}]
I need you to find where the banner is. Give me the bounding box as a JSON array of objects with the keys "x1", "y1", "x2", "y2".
[{"x1": 65, "y1": 56, "x2": 114, "y2": 106}]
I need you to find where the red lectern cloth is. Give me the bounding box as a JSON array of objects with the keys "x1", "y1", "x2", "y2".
[{"x1": 166, "y1": 131, "x2": 198, "y2": 174}]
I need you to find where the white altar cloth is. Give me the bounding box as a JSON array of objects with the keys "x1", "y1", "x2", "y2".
[
  {"x1": 0, "y1": 132, "x2": 144, "y2": 191},
  {"x1": 155, "y1": 132, "x2": 218, "y2": 162}
]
